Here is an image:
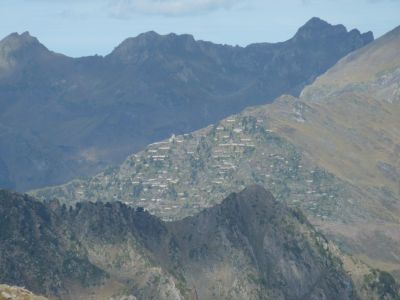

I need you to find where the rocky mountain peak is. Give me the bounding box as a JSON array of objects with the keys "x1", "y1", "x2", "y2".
[
  {"x1": 130, "y1": 30, "x2": 162, "y2": 44},
  {"x1": 295, "y1": 17, "x2": 344, "y2": 37},
  {"x1": 303, "y1": 22, "x2": 400, "y2": 91},
  {"x1": 0, "y1": 31, "x2": 47, "y2": 54},
  {"x1": 218, "y1": 185, "x2": 279, "y2": 217},
  {"x1": 349, "y1": 28, "x2": 374, "y2": 44},
  {"x1": 108, "y1": 30, "x2": 198, "y2": 61},
  {"x1": 293, "y1": 17, "x2": 373, "y2": 44},
  {"x1": 302, "y1": 17, "x2": 332, "y2": 29}
]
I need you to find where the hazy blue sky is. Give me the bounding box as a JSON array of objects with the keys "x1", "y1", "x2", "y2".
[{"x1": 1, "y1": 0, "x2": 399, "y2": 57}]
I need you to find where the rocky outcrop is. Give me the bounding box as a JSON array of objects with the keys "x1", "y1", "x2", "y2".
[
  {"x1": 2, "y1": 187, "x2": 399, "y2": 299},
  {"x1": 0, "y1": 190, "x2": 106, "y2": 298}
]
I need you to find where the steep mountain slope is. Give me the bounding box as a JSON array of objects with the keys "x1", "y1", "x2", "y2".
[
  {"x1": 262, "y1": 25, "x2": 400, "y2": 195},
  {"x1": 247, "y1": 25, "x2": 400, "y2": 275},
  {"x1": 0, "y1": 190, "x2": 106, "y2": 298},
  {"x1": 0, "y1": 18, "x2": 373, "y2": 191},
  {"x1": 2, "y1": 187, "x2": 398, "y2": 300},
  {"x1": 34, "y1": 25, "x2": 400, "y2": 278}
]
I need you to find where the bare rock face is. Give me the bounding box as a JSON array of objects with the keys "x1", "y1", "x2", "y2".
[
  {"x1": 2, "y1": 187, "x2": 399, "y2": 299},
  {"x1": 160, "y1": 186, "x2": 356, "y2": 299},
  {"x1": 0, "y1": 18, "x2": 373, "y2": 191}
]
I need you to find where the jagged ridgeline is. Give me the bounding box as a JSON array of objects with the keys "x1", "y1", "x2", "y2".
[
  {"x1": 33, "y1": 25, "x2": 400, "y2": 279},
  {"x1": 0, "y1": 18, "x2": 373, "y2": 191},
  {"x1": 1, "y1": 187, "x2": 399, "y2": 300}
]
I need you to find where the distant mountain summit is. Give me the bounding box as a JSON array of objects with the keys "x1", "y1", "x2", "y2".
[
  {"x1": 0, "y1": 32, "x2": 50, "y2": 74},
  {"x1": 294, "y1": 17, "x2": 372, "y2": 41},
  {"x1": 2, "y1": 187, "x2": 398, "y2": 299},
  {"x1": 0, "y1": 18, "x2": 373, "y2": 191},
  {"x1": 0, "y1": 31, "x2": 44, "y2": 51},
  {"x1": 109, "y1": 31, "x2": 200, "y2": 62},
  {"x1": 0, "y1": 31, "x2": 56, "y2": 60},
  {"x1": 302, "y1": 23, "x2": 400, "y2": 91}
]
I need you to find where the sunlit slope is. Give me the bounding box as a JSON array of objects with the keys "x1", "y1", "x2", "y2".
[
  {"x1": 243, "y1": 26, "x2": 400, "y2": 276},
  {"x1": 309, "y1": 25, "x2": 400, "y2": 87},
  {"x1": 259, "y1": 25, "x2": 400, "y2": 201}
]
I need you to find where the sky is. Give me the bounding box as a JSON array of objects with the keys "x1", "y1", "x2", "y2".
[{"x1": 1, "y1": 0, "x2": 399, "y2": 57}]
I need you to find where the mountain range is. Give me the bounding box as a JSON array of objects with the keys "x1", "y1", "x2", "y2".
[
  {"x1": 1, "y1": 187, "x2": 399, "y2": 299},
  {"x1": 0, "y1": 17, "x2": 373, "y2": 191},
  {"x1": 33, "y1": 24, "x2": 400, "y2": 281}
]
